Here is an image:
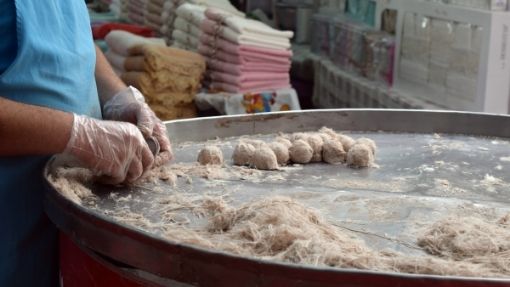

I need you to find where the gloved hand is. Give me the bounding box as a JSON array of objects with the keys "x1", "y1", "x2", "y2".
[
  {"x1": 64, "y1": 114, "x2": 155, "y2": 184},
  {"x1": 103, "y1": 86, "x2": 173, "y2": 166}
]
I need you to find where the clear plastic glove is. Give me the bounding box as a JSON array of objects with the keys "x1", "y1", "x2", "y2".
[
  {"x1": 103, "y1": 86, "x2": 173, "y2": 166},
  {"x1": 64, "y1": 114, "x2": 155, "y2": 184}
]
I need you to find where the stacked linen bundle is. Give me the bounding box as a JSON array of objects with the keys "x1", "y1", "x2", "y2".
[
  {"x1": 105, "y1": 31, "x2": 206, "y2": 120},
  {"x1": 144, "y1": 0, "x2": 167, "y2": 35},
  {"x1": 202, "y1": 9, "x2": 292, "y2": 50},
  {"x1": 172, "y1": 3, "x2": 206, "y2": 52},
  {"x1": 161, "y1": 0, "x2": 244, "y2": 46},
  {"x1": 110, "y1": 0, "x2": 129, "y2": 21},
  {"x1": 105, "y1": 30, "x2": 166, "y2": 74},
  {"x1": 161, "y1": 0, "x2": 187, "y2": 44},
  {"x1": 121, "y1": 45, "x2": 206, "y2": 120},
  {"x1": 190, "y1": 0, "x2": 244, "y2": 17},
  {"x1": 198, "y1": 8, "x2": 294, "y2": 93},
  {"x1": 127, "y1": 0, "x2": 147, "y2": 25}
]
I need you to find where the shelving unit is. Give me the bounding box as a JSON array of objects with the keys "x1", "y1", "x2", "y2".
[
  {"x1": 391, "y1": 1, "x2": 510, "y2": 113},
  {"x1": 308, "y1": 0, "x2": 510, "y2": 113}
]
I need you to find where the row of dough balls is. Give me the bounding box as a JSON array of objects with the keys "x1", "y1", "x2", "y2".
[{"x1": 197, "y1": 127, "x2": 377, "y2": 170}]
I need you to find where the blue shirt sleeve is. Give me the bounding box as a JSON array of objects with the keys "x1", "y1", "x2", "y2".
[{"x1": 0, "y1": 0, "x2": 17, "y2": 74}]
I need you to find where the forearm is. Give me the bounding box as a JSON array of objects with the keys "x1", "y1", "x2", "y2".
[
  {"x1": 95, "y1": 45, "x2": 127, "y2": 106},
  {"x1": 0, "y1": 97, "x2": 73, "y2": 156}
]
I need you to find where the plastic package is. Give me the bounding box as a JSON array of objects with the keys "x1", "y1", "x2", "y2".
[
  {"x1": 346, "y1": 0, "x2": 377, "y2": 26},
  {"x1": 312, "y1": 57, "x2": 438, "y2": 109},
  {"x1": 330, "y1": 15, "x2": 395, "y2": 86},
  {"x1": 311, "y1": 14, "x2": 335, "y2": 56},
  {"x1": 398, "y1": 12, "x2": 484, "y2": 106}
]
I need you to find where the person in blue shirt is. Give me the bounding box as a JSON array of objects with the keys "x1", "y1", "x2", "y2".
[{"x1": 0, "y1": 1, "x2": 172, "y2": 286}]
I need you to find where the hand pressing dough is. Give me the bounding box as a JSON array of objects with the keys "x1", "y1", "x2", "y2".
[
  {"x1": 289, "y1": 139, "x2": 314, "y2": 164},
  {"x1": 198, "y1": 146, "x2": 224, "y2": 165},
  {"x1": 355, "y1": 138, "x2": 377, "y2": 155},
  {"x1": 322, "y1": 139, "x2": 346, "y2": 164},
  {"x1": 306, "y1": 134, "x2": 324, "y2": 162},
  {"x1": 232, "y1": 142, "x2": 256, "y2": 166},
  {"x1": 251, "y1": 146, "x2": 279, "y2": 170},
  {"x1": 338, "y1": 134, "x2": 356, "y2": 152},
  {"x1": 269, "y1": 142, "x2": 290, "y2": 165},
  {"x1": 347, "y1": 144, "x2": 374, "y2": 168}
]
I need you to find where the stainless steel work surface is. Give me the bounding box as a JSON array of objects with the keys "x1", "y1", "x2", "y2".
[{"x1": 44, "y1": 110, "x2": 510, "y2": 287}]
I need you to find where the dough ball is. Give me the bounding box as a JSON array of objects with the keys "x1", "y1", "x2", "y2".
[
  {"x1": 338, "y1": 134, "x2": 356, "y2": 152},
  {"x1": 306, "y1": 134, "x2": 324, "y2": 162},
  {"x1": 251, "y1": 146, "x2": 279, "y2": 170},
  {"x1": 318, "y1": 132, "x2": 335, "y2": 142},
  {"x1": 269, "y1": 142, "x2": 290, "y2": 165},
  {"x1": 232, "y1": 142, "x2": 256, "y2": 166},
  {"x1": 198, "y1": 146, "x2": 223, "y2": 165},
  {"x1": 289, "y1": 139, "x2": 314, "y2": 164},
  {"x1": 322, "y1": 139, "x2": 346, "y2": 164},
  {"x1": 291, "y1": 132, "x2": 309, "y2": 142},
  {"x1": 277, "y1": 132, "x2": 291, "y2": 139},
  {"x1": 347, "y1": 144, "x2": 374, "y2": 168},
  {"x1": 318, "y1": 127, "x2": 337, "y2": 139},
  {"x1": 242, "y1": 139, "x2": 266, "y2": 148},
  {"x1": 355, "y1": 138, "x2": 377, "y2": 155},
  {"x1": 276, "y1": 137, "x2": 292, "y2": 148}
]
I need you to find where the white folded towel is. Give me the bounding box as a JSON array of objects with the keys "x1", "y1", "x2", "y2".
[
  {"x1": 174, "y1": 17, "x2": 202, "y2": 38},
  {"x1": 190, "y1": 0, "x2": 244, "y2": 17},
  {"x1": 105, "y1": 50, "x2": 127, "y2": 71},
  {"x1": 204, "y1": 24, "x2": 291, "y2": 50},
  {"x1": 207, "y1": 8, "x2": 293, "y2": 39},
  {"x1": 176, "y1": 3, "x2": 207, "y2": 25},
  {"x1": 105, "y1": 30, "x2": 166, "y2": 56},
  {"x1": 172, "y1": 29, "x2": 200, "y2": 48}
]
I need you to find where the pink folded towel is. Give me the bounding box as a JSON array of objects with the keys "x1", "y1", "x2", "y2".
[
  {"x1": 128, "y1": 2, "x2": 145, "y2": 14},
  {"x1": 200, "y1": 32, "x2": 291, "y2": 55},
  {"x1": 128, "y1": 12, "x2": 145, "y2": 24},
  {"x1": 199, "y1": 44, "x2": 291, "y2": 66},
  {"x1": 210, "y1": 81, "x2": 291, "y2": 94},
  {"x1": 130, "y1": 0, "x2": 146, "y2": 9},
  {"x1": 209, "y1": 71, "x2": 289, "y2": 86},
  {"x1": 199, "y1": 34, "x2": 292, "y2": 66},
  {"x1": 206, "y1": 57, "x2": 290, "y2": 75}
]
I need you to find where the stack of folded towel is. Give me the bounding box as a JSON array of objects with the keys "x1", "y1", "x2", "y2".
[
  {"x1": 105, "y1": 30, "x2": 166, "y2": 74},
  {"x1": 144, "y1": 0, "x2": 166, "y2": 34},
  {"x1": 198, "y1": 8, "x2": 294, "y2": 93},
  {"x1": 110, "y1": 0, "x2": 129, "y2": 21},
  {"x1": 105, "y1": 31, "x2": 206, "y2": 120},
  {"x1": 172, "y1": 3, "x2": 206, "y2": 52},
  {"x1": 160, "y1": 0, "x2": 187, "y2": 44},
  {"x1": 161, "y1": 0, "x2": 244, "y2": 45},
  {"x1": 191, "y1": 0, "x2": 244, "y2": 17},
  {"x1": 127, "y1": 0, "x2": 147, "y2": 25}
]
